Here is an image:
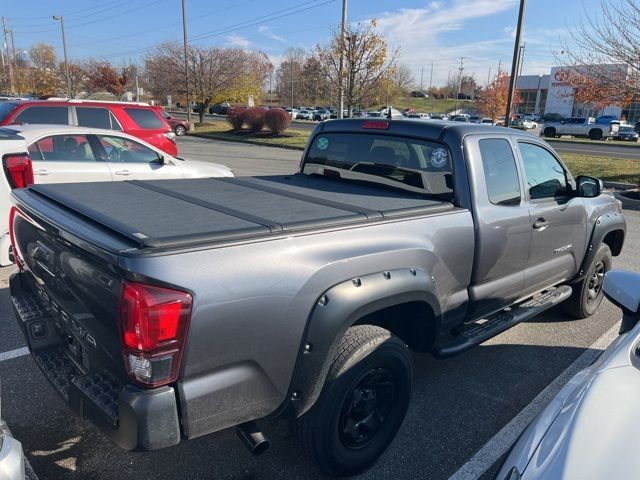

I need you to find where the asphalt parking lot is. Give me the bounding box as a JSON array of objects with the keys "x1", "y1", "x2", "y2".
[{"x1": 0, "y1": 136, "x2": 638, "y2": 479}]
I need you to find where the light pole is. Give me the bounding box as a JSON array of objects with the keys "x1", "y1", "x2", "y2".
[
  {"x1": 338, "y1": 0, "x2": 347, "y2": 118},
  {"x1": 505, "y1": 0, "x2": 527, "y2": 127},
  {"x1": 53, "y1": 16, "x2": 72, "y2": 98},
  {"x1": 181, "y1": 0, "x2": 192, "y2": 128}
]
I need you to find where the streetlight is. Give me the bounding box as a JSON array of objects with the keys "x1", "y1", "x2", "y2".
[
  {"x1": 181, "y1": 0, "x2": 192, "y2": 128},
  {"x1": 53, "y1": 15, "x2": 72, "y2": 98}
]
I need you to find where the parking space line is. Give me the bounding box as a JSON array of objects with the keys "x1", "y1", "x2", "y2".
[
  {"x1": 447, "y1": 322, "x2": 621, "y2": 480},
  {"x1": 0, "y1": 347, "x2": 29, "y2": 363}
]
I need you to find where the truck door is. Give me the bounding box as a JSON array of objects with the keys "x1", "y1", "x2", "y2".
[
  {"x1": 465, "y1": 136, "x2": 532, "y2": 317},
  {"x1": 516, "y1": 141, "x2": 588, "y2": 296}
]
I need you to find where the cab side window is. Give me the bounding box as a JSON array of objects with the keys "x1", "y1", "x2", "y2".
[
  {"x1": 479, "y1": 138, "x2": 521, "y2": 206},
  {"x1": 518, "y1": 143, "x2": 568, "y2": 200}
]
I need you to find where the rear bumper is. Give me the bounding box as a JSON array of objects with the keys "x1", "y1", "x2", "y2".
[
  {"x1": 0, "y1": 420, "x2": 24, "y2": 480},
  {"x1": 9, "y1": 272, "x2": 180, "y2": 451}
]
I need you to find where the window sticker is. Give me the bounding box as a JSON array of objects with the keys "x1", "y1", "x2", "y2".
[
  {"x1": 316, "y1": 137, "x2": 329, "y2": 150},
  {"x1": 431, "y1": 148, "x2": 448, "y2": 168}
]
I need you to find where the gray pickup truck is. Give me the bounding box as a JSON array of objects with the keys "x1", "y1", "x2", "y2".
[{"x1": 9, "y1": 120, "x2": 626, "y2": 475}]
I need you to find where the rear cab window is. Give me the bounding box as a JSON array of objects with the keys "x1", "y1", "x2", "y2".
[
  {"x1": 124, "y1": 108, "x2": 165, "y2": 130},
  {"x1": 303, "y1": 132, "x2": 453, "y2": 198}
]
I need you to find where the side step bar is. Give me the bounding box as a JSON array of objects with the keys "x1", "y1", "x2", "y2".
[{"x1": 434, "y1": 286, "x2": 573, "y2": 358}]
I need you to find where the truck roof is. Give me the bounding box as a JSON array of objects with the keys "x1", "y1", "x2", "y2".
[{"x1": 313, "y1": 118, "x2": 532, "y2": 141}]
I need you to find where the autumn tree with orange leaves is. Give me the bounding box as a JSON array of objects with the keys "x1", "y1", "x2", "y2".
[{"x1": 478, "y1": 72, "x2": 521, "y2": 122}]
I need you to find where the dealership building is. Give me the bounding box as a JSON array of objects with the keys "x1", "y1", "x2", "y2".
[{"x1": 515, "y1": 65, "x2": 636, "y2": 120}]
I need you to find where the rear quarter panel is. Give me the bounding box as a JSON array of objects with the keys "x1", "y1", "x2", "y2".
[{"x1": 118, "y1": 208, "x2": 474, "y2": 437}]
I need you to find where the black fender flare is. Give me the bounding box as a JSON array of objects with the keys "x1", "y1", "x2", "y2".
[
  {"x1": 571, "y1": 211, "x2": 625, "y2": 283},
  {"x1": 287, "y1": 267, "x2": 441, "y2": 417}
]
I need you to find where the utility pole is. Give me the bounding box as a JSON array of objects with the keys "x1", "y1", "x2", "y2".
[
  {"x1": 455, "y1": 57, "x2": 464, "y2": 114},
  {"x1": 429, "y1": 61, "x2": 433, "y2": 90},
  {"x1": 518, "y1": 42, "x2": 526, "y2": 77},
  {"x1": 9, "y1": 29, "x2": 18, "y2": 95},
  {"x1": 53, "y1": 16, "x2": 72, "y2": 98},
  {"x1": 498, "y1": 60, "x2": 502, "y2": 74},
  {"x1": 487, "y1": 67, "x2": 492, "y2": 85},
  {"x1": 290, "y1": 56, "x2": 294, "y2": 109},
  {"x1": 338, "y1": 0, "x2": 347, "y2": 118},
  {"x1": 505, "y1": 0, "x2": 526, "y2": 127},
  {"x1": 181, "y1": 0, "x2": 192, "y2": 128},
  {"x1": 135, "y1": 75, "x2": 140, "y2": 102},
  {"x1": 1, "y1": 17, "x2": 14, "y2": 94},
  {"x1": 446, "y1": 70, "x2": 451, "y2": 99},
  {"x1": 419, "y1": 66, "x2": 424, "y2": 91}
]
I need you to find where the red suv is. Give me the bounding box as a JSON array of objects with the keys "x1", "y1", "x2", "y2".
[{"x1": 0, "y1": 99, "x2": 177, "y2": 156}]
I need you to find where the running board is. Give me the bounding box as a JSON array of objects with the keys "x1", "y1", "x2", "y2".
[{"x1": 434, "y1": 286, "x2": 573, "y2": 358}]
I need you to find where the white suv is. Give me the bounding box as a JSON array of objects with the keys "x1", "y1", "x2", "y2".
[{"x1": 0, "y1": 124, "x2": 233, "y2": 266}]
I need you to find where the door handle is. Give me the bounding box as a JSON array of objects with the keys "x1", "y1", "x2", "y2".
[
  {"x1": 114, "y1": 170, "x2": 132, "y2": 176},
  {"x1": 533, "y1": 218, "x2": 549, "y2": 230},
  {"x1": 34, "y1": 169, "x2": 51, "y2": 175}
]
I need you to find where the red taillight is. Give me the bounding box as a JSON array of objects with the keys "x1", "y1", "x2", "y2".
[
  {"x1": 362, "y1": 120, "x2": 389, "y2": 130},
  {"x1": 3, "y1": 154, "x2": 34, "y2": 189},
  {"x1": 119, "y1": 281, "x2": 192, "y2": 387}
]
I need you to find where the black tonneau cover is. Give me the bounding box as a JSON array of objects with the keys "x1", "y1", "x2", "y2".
[{"x1": 25, "y1": 175, "x2": 452, "y2": 249}]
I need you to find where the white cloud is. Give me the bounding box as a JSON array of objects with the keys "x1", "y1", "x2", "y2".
[
  {"x1": 370, "y1": 0, "x2": 520, "y2": 85},
  {"x1": 258, "y1": 25, "x2": 286, "y2": 43},
  {"x1": 227, "y1": 35, "x2": 251, "y2": 49}
]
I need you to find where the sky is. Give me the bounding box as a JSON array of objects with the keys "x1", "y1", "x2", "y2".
[{"x1": 1, "y1": 0, "x2": 592, "y2": 87}]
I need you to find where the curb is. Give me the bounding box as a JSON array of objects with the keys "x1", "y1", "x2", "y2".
[
  {"x1": 615, "y1": 190, "x2": 640, "y2": 211},
  {"x1": 188, "y1": 132, "x2": 305, "y2": 151},
  {"x1": 603, "y1": 181, "x2": 637, "y2": 190},
  {"x1": 545, "y1": 137, "x2": 640, "y2": 149}
]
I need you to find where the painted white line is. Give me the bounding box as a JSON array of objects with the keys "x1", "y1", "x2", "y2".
[
  {"x1": 0, "y1": 347, "x2": 29, "y2": 363},
  {"x1": 448, "y1": 322, "x2": 621, "y2": 480}
]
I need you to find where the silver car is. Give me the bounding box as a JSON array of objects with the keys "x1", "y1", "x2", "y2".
[
  {"x1": 497, "y1": 269, "x2": 640, "y2": 480},
  {"x1": 0, "y1": 418, "x2": 24, "y2": 480}
]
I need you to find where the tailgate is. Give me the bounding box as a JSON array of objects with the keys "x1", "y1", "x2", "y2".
[{"x1": 10, "y1": 202, "x2": 127, "y2": 426}]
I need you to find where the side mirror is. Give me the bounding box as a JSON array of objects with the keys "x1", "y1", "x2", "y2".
[
  {"x1": 576, "y1": 175, "x2": 602, "y2": 197},
  {"x1": 156, "y1": 155, "x2": 166, "y2": 166},
  {"x1": 603, "y1": 270, "x2": 640, "y2": 333}
]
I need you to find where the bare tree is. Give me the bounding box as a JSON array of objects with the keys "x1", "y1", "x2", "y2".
[
  {"x1": 146, "y1": 43, "x2": 269, "y2": 122},
  {"x1": 317, "y1": 20, "x2": 399, "y2": 115},
  {"x1": 390, "y1": 63, "x2": 415, "y2": 94},
  {"x1": 275, "y1": 47, "x2": 307, "y2": 106},
  {"x1": 561, "y1": 0, "x2": 640, "y2": 108}
]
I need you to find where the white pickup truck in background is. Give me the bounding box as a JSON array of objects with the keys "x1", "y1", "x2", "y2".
[{"x1": 543, "y1": 117, "x2": 620, "y2": 140}]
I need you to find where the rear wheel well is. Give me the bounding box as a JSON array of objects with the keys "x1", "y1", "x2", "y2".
[
  {"x1": 603, "y1": 229, "x2": 624, "y2": 256},
  {"x1": 353, "y1": 301, "x2": 437, "y2": 352}
]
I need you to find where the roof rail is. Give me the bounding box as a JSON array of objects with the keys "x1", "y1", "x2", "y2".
[{"x1": 45, "y1": 98, "x2": 150, "y2": 106}]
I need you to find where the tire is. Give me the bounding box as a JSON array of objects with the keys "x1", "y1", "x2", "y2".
[
  {"x1": 563, "y1": 244, "x2": 612, "y2": 319},
  {"x1": 544, "y1": 127, "x2": 556, "y2": 138},
  {"x1": 175, "y1": 125, "x2": 187, "y2": 136},
  {"x1": 294, "y1": 325, "x2": 413, "y2": 476},
  {"x1": 589, "y1": 129, "x2": 603, "y2": 140}
]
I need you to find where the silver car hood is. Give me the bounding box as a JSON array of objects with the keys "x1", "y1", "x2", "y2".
[{"x1": 499, "y1": 321, "x2": 640, "y2": 479}]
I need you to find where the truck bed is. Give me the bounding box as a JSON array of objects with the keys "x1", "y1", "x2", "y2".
[{"x1": 21, "y1": 174, "x2": 453, "y2": 250}]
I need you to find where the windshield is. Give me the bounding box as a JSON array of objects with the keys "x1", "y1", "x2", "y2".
[
  {"x1": 0, "y1": 102, "x2": 18, "y2": 123},
  {"x1": 302, "y1": 132, "x2": 453, "y2": 197},
  {"x1": 619, "y1": 125, "x2": 635, "y2": 132}
]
